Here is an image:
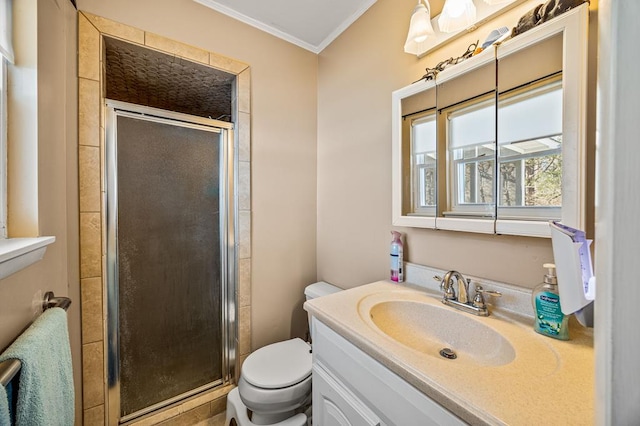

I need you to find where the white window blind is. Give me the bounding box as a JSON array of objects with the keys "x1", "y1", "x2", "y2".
[
  {"x1": 498, "y1": 83, "x2": 562, "y2": 145},
  {"x1": 412, "y1": 115, "x2": 436, "y2": 153},
  {"x1": 0, "y1": 0, "x2": 13, "y2": 63},
  {"x1": 448, "y1": 102, "x2": 495, "y2": 149}
]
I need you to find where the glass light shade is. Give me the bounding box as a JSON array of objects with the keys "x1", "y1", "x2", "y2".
[
  {"x1": 438, "y1": 0, "x2": 477, "y2": 33},
  {"x1": 404, "y1": 1, "x2": 435, "y2": 55},
  {"x1": 483, "y1": 0, "x2": 512, "y2": 4}
]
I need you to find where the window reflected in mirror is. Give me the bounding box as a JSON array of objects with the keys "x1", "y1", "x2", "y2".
[
  {"x1": 401, "y1": 85, "x2": 437, "y2": 218},
  {"x1": 437, "y1": 57, "x2": 496, "y2": 228},
  {"x1": 498, "y1": 77, "x2": 563, "y2": 220},
  {"x1": 411, "y1": 112, "x2": 437, "y2": 215},
  {"x1": 446, "y1": 96, "x2": 496, "y2": 217}
]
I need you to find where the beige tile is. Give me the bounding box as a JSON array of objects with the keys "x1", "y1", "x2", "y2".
[
  {"x1": 158, "y1": 403, "x2": 211, "y2": 426},
  {"x1": 210, "y1": 394, "x2": 227, "y2": 416},
  {"x1": 145, "y1": 32, "x2": 209, "y2": 64},
  {"x1": 79, "y1": 13, "x2": 100, "y2": 81},
  {"x1": 239, "y1": 306, "x2": 251, "y2": 356},
  {"x1": 80, "y1": 213, "x2": 102, "y2": 279},
  {"x1": 237, "y1": 69, "x2": 251, "y2": 113},
  {"x1": 83, "y1": 12, "x2": 144, "y2": 44},
  {"x1": 79, "y1": 78, "x2": 100, "y2": 147},
  {"x1": 84, "y1": 404, "x2": 105, "y2": 426},
  {"x1": 131, "y1": 386, "x2": 234, "y2": 426},
  {"x1": 238, "y1": 161, "x2": 250, "y2": 212},
  {"x1": 209, "y1": 52, "x2": 249, "y2": 75},
  {"x1": 238, "y1": 212, "x2": 251, "y2": 260},
  {"x1": 233, "y1": 339, "x2": 241, "y2": 384},
  {"x1": 238, "y1": 258, "x2": 251, "y2": 308},
  {"x1": 239, "y1": 354, "x2": 248, "y2": 372},
  {"x1": 133, "y1": 406, "x2": 181, "y2": 426},
  {"x1": 194, "y1": 412, "x2": 226, "y2": 426},
  {"x1": 81, "y1": 277, "x2": 103, "y2": 344},
  {"x1": 235, "y1": 354, "x2": 248, "y2": 385},
  {"x1": 79, "y1": 146, "x2": 101, "y2": 212},
  {"x1": 211, "y1": 412, "x2": 226, "y2": 426},
  {"x1": 82, "y1": 341, "x2": 104, "y2": 409},
  {"x1": 237, "y1": 112, "x2": 251, "y2": 162}
]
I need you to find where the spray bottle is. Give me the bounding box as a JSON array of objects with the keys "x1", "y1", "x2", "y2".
[{"x1": 390, "y1": 231, "x2": 404, "y2": 283}]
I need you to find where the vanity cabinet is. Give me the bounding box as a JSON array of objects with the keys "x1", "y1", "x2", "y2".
[{"x1": 311, "y1": 318, "x2": 465, "y2": 426}]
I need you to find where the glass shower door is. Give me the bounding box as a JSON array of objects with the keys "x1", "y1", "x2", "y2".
[{"x1": 105, "y1": 103, "x2": 235, "y2": 423}]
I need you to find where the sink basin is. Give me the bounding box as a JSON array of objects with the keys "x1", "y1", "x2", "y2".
[{"x1": 364, "y1": 298, "x2": 516, "y2": 367}]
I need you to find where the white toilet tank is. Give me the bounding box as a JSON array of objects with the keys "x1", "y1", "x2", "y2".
[{"x1": 304, "y1": 281, "x2": 342, "y2": 337}]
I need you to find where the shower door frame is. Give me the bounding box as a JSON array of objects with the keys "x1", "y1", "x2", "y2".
[{"x1": 104, "y1": 100, "x2": 237, "y2": 424}]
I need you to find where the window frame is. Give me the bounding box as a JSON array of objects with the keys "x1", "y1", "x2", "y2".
[
  {"x1": 444, "y1": 95, "x2": 496, "y2": 219},
  {"x1": 496, "y1": 76, "x2": 564, "y2": 221},
  {"x1": 410, "y1": 111, "x2": 437, "y2": 217}
]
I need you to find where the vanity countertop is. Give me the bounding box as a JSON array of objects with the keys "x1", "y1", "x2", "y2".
[{"x1": 304, "y1": 280, "x2": 594, "y2": 425}]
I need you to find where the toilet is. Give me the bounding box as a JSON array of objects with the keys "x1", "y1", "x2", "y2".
[{"x1": 225, "y1": 281, "x2": 342, "y2": 426}]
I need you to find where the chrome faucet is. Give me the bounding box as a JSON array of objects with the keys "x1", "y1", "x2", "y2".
[
  {"x1": 440, "y1": 270, "x2": 469, "y2": 303},
  {"x1": 435, "y1": 271, "x2": 501, "y2": 316}
]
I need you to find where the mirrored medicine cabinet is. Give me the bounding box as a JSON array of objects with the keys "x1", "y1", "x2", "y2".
[{"x1": 392, "y1": 4, "x2": 588, "y2": 238}]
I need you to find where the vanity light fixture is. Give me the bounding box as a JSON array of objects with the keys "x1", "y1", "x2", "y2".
[
  {"x1": 438, "y1": 0, "x2": 477, "y2": 33},
  {"x1": 404, "y1": 0, "x2": 435, "y2": 55}
]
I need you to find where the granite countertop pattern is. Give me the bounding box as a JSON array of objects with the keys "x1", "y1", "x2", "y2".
[{"x1": 304, "y1": 280, "x2": 594, "y2": 426}]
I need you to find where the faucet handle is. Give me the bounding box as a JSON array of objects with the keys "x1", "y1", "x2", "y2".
[
  {"x1": 472, "y1": 285, "x2": 502, "y2": 309},
  {"x1": 435, "y1": 275, "x2": 456, "y2": 299},
  {"x1": 433, "y1": 275, "x2": 447, "y2": 292}
]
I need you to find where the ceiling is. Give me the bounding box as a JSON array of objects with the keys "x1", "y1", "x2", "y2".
[{"x1": 193, "y1": 0, "x2": 380, "y2": 53}]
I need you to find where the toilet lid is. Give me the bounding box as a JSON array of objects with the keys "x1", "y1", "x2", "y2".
[{"x1": 242, "y1": 338, "x2": 312, "y2": 389}]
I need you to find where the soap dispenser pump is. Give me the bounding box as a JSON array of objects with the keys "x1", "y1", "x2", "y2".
[{"x1": 532, "y1": 263, "x2": 569, "y2": 340}]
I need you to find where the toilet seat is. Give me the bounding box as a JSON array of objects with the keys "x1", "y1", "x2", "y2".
[
  {"x1": 242, "y1": 338, "x2": 312, "y2": 389},
  {"x1": 238, "y1": 374, "x2": 311, "y2": 414},
  {"x1": 238, "y1": 338, "x2": 313, "y2": 415}
]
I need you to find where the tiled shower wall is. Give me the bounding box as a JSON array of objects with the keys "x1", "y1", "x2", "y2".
[{"x1": 78, "y1": 11, "x2": 252, "y2": 425}]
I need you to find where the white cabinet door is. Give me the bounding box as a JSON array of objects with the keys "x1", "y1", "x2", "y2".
[
  {"x1": 313, "y1": 364, "x2": 381, "y2": 426},
  {"x1": 312, "y1": 319, "x2": 465, "y2": 426}
]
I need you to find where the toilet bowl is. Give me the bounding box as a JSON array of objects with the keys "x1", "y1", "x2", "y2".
[{"x1": 225, "y1": 281, "x2": 342, "y2": 426}]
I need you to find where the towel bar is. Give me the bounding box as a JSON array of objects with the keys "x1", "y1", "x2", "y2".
[{"x1": 0, "y1": 291, "x2": 72, "y2": 387}]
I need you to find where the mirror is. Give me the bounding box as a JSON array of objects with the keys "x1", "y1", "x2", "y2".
[
  {"x1": 392, "y1": 80, "x2": 438, "y2": 229},
  {"x1": 435, "y1": 52, "x2": 496, "y2": 234},
  {"x1": 401, "y1": 83, "x2": 437, "y2": 223},
  {"x1": 392, "y1": 4, "x2": 588, "y2": 237},
  {"x1": 496, "y1": 33, "x2": 563, "y2": 235}
]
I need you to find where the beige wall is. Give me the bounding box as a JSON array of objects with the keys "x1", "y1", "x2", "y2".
[
  {"x1": 76, "y1": 0, "x2": 319, "y2": 350},
  {"x1": 0, "y1": 1, "x2": 599, "y2": 422},
  {"x1": 0, "y1": 0, "x2": 80, "y2": 422},
  {"x1": 317, "y1": 0, "x2": 597, "y2": 291}
]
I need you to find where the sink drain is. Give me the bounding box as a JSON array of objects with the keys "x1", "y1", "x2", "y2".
[{"x1": 439, "y1": 348, "x2": 457, "y2": 360}]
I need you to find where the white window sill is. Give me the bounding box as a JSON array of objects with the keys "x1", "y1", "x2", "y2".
[{"x1": 0, "y1": 236, "x2": 55, "y2": 280}]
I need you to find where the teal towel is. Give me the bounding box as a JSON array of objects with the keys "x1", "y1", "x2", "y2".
[
  {"x1": 0, "y1": 384, "x2": 9, "y2": 426},
  {"x1": 0, "y1": 308, "x2": 74, "y2": 426}
]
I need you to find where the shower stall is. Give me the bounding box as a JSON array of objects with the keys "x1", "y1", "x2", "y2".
[{"x1": 105, "y1": 101, "x2": 236, "y2": 423}]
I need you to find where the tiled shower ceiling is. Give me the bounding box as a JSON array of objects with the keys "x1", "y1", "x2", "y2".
[{"x1": 104, "y1": 37, "x2": 235, "y2": 121}]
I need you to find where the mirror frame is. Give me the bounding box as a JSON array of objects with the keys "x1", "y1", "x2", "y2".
[
  {"x1": 392, "y1": 79, "x2": 438, "y2": 229},
  {"x1": 391, "y1": 4, "x2": 589, "y2": 237}
]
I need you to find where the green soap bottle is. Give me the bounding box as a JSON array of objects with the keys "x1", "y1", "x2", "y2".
[{"x1": 532, "y1": 263, "x2": 569, "y2": 340}]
